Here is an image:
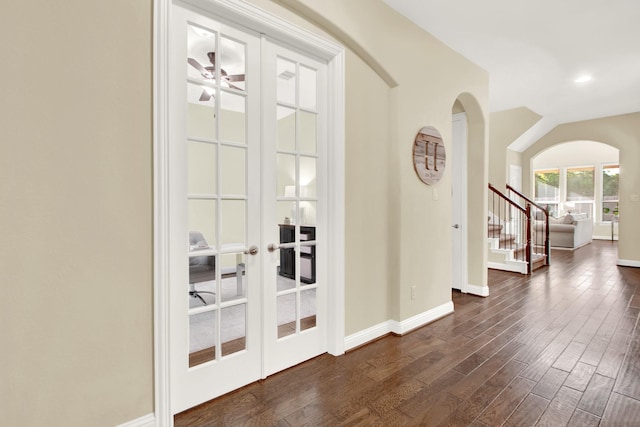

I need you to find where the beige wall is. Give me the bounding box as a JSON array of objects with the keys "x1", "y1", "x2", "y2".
[
  {"x1": 344, "y1": 49, "x2": 392, "y2": 333},
  {"x1": 283, "y1": 0, "x2": 489, "y2": 321},
  {"x1": 522, "y1": 112, "x2": 640, "y2": 264},
  {"x1": 0, "y1": 1, "x2": 153, "y2": 426},
  {"x1": 489, "y1": 107, "x2": 541, "y2": 189},
  {"x1": 1, "y1": 0, "x2": 490, "y2": 424}
]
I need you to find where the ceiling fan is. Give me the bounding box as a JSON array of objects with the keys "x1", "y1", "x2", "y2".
[{"x1": 187, "y1": 52, "x2": 245, "y2": 101}]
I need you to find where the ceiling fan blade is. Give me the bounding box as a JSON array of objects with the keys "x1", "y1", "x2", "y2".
[
  {"x1": 226, "y1": 74, "x2": 245, "y2": 82},
  {"x1": 188, "y1": 58, "x2": 207, "y2": 75},
  {"x1": 199, "y1": 90, "x2": 212, "y2": 102}
]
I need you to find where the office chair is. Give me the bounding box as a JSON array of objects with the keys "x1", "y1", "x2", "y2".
[{"x1": 189, "y1": 231, "x2": 216, "y2": 305}]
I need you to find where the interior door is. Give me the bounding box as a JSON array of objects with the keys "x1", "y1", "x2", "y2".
[
  {"x1": 451, "y1": 113, "x2": 468, "y2": 291},
  {"x1": 169, "y1": 6, "x2": 262, "y2": 413},
  {"x1": 262, "y1": 41, "x2": 327, "y2": 376},
  {"x1": 169, "y1": 4, "x2": 328, "y2": 414}
]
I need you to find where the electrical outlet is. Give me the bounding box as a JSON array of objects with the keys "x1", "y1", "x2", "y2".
[{"x1": 411, "y1": 286, "x2": 416, "y2": 300}]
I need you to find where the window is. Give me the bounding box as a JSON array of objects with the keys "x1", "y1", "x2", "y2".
[
  {"x1": 602, "y1": 164, "x2": 619, "y2": 221},
  {"x1": 566, "y1": 166, "x2": 594, "y2": 217},
  {"x1": 534, "y1": 169, "x2": 560, "y2": 217}
]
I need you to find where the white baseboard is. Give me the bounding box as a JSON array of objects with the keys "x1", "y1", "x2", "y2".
[
  {"x1": 344, "y1": 321, "x2": 394, "y2": 351},
  {"x1": 465, "y1": 283, "x2": 489, "y2": 297},
  {"x1": 344, "y1": 301, "x2": 454, "y2": 351},
  {"x1": 618, "y1": 259, "x2": 640, "y2": 268},
  {"x1": 487, "y1": 261, "x2": 526, "y2": 274},
  {"x1": 117, "y1": 413, "x2": 155, "y2": 427},
  {"x1": 593, "y1": 235, "x2": 617, "y2": 241}
]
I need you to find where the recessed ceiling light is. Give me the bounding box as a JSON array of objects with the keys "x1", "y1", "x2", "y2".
[{"x1": 574, "y1": 75, "x2": 592, "y2": 84}]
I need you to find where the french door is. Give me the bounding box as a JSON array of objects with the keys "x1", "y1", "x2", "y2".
[{"x1": 169, "y1": 4, "x2": 327, "y2": 414}]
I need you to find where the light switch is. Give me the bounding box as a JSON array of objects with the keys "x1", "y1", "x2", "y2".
[{"x1": 433, "y1": 188, "x2": 439, "y2": 201}]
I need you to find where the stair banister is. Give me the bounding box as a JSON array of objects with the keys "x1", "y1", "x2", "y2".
[
  {"x1": 488, "y1": 184, "x2": 527, "y2": 213},
  {"x1": 488, "y1": 183, "x2": 528, "y2": 265},
  {"x1": 505, "y1": 183, "x2": 551, "y2": 266},
  {"x1": 526, "y1": 204, "x2": 532, "y2": 274}
]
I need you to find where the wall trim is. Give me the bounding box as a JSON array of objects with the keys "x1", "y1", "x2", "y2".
[
  {"x1": 618, "y1": 259, "x2": 640, "y2": 268},
  {"x1": 344, "y1": 301, "x2": 454, "y2": 351},
  {"x1": 153, "y1": 0, "x2": 171, "y2": 425},
  {"x1": 116, "y1": 413, "x2": 156, "y2": 427},
  {"x1": 593, "y1": 235, "x2": 617, "y2": 241},
  {"x1": 344, "y1": 321, "x2": 394, "y2": 351},
  {"x1": 465, "y1": 283, "x2": 490, "y2": 297}
]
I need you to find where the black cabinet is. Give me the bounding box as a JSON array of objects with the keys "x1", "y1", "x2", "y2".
[{"x1": 279, "y1": 225, "x2": 316, "y2": 284}]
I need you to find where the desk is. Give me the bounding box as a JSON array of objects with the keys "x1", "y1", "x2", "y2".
[{"x1": 278, "y1": 225, "x2": 316, "y2": 284}]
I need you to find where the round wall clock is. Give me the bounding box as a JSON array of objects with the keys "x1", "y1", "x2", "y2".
[{"x1": 413, "y1": 126, "x2": 446, "y2": 185}]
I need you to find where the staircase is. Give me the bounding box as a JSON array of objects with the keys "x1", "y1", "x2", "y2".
[{"x1": 488, "y1": 184, "x2": 550, "y2": 274}]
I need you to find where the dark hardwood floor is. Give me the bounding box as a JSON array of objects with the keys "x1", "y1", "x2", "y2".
[{"x1": 176, "y1": 240, "x2": 640, "y2": 426}]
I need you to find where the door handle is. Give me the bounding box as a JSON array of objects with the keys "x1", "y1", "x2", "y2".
[
  {"x1": 267, "y1": 243, "x2": 279, "y2": 252},
  {"x1": 244, "y1": 245, "x2": 259, "y2": 255},
  {"x1": 452, "y1": 224, "x2": 460, "y2": 229}
]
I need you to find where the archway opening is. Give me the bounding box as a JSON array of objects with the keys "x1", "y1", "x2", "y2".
[{"x1": 531, "y1": 140, "x2": 620, "y2": 240}]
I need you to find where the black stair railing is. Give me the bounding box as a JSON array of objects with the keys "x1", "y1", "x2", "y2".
[
  {"x1": 506, "y1": 184, "x2": 551, "y2": 266},
  {"x1": 488, "y1": 183, "x2": 533, "y2": 274}
]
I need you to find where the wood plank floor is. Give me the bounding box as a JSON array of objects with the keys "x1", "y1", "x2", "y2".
[{"x1": 175, "y1": 240, "x2": 640, "y2": 426}]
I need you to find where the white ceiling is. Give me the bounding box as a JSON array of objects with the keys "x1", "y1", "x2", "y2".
[{"x1": 383, "y1": 0, "x2": 640, "y2": 150}]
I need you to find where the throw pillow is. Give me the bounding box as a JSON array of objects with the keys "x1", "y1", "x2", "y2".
[{"x1": 562, "y1": 214, "x2": 575, "y2": 224}]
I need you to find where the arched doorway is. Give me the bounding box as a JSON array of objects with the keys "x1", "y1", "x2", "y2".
[{"x1": 451, "y1": 94, "x2": 488, "y2": 296}]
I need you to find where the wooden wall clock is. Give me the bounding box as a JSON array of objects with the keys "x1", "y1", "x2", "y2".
[{"x1": 413, "y1": 126, "x2": 445, "y2": 185}]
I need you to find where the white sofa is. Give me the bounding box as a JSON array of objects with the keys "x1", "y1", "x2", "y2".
[{"x1": 535, "y1": 213, "x2": 593, "y2": 249}]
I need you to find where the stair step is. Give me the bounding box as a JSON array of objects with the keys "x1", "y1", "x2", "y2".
[
  {"x1": 531, "y1": 253, "x2": 547, "y2": 271},
  {"x1": 497, "y1": 234, "x2": 518, "y2": 247},
  {"x1": 488, "y1": 224, "x2": 503, "y2": 238}
]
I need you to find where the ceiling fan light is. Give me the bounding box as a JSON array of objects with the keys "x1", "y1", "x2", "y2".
[
  {"x1": 574, "y1": 75, "x2": 592, "y2": 84},
  {"x1": 279, "y1": 70, "x2": 296, "y2": 81},
  {"x1": 189, "y1": 24, "x2": 214, "y2": 38}
]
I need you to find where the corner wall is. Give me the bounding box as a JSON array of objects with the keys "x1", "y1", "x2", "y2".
[{"x1": 489, "y1": 107, "x2": 541, "y2": 189}]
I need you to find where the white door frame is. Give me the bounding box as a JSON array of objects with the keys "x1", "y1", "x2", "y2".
[
  {"x1": 153, "y1": 0, "x2": 345, "y2": 424},
  {"x1": 451, "y1": 112, "x2": 468, "y2": 293}
]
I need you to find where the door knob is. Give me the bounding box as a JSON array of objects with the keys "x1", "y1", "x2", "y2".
[
  {"x1": 452, "y1": 224, "x2": 460, "y2": 229},
  {"x1": 244, "y1": 245, "x2": 259, "y2": 255},
  {"x1": 267, "y1": 243, "x2": 279, "y2": 252}
]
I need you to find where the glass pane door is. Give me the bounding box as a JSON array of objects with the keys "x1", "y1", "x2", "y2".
[
  {"x1": 186, "y1": 13, "x2": 250, "y2": 367},
  {"x1": 263, "y1": 41, "x2": 328, "y2": 377},
  {"x1": 170, "y1": 5, "x2": 330, "y2": 413},
  {"x1": 170, "y1": 6, "x2": 261, "y2": 414}
]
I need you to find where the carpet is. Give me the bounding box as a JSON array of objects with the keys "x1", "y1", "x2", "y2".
[{"x1": 188, "y1": 274, "x2": 316, "y2": 353}]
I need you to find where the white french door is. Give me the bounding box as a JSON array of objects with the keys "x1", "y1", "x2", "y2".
[
  {"x1": 169, "y1": 4, "x2": 328, "y2": 414},
  {"x1": 262, "y1": 42, "x2": 327, "y2": 376}
]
